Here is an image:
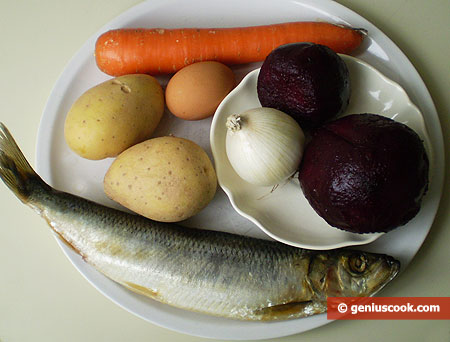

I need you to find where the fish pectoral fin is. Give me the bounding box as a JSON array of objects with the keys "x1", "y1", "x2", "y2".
[
  {"x1": 122, "y1": 281, "x2": 159, "y2": 300},
  {"x1": 253, "y1": 300, "x2": 327, "y2": 320},
  {"x1": 52, "y1": 229, "x2": 84, "y2": 258}
]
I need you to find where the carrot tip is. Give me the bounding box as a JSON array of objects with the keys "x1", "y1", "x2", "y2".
[
  {"x1": 334, "y1": 23, "x2": 368, "y2": 36},
  {"x1": 354, "y1": 27, "x2": 368, "y2": 37}
]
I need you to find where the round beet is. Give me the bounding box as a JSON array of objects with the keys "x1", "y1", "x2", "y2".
[
  {"x1": 257, "y1": 42, "x2": 350, "y2": 129},
  {"x1": 298, "y1": 114, "x2": 429, "y2": 234}
]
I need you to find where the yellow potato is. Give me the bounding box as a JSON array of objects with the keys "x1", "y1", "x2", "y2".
[
  {"x1": 104, "y1": 136, "x2": 217, "y2": 222},
  {"x1": 64, "y1": 74, "x2": 164, "y2": 160}
]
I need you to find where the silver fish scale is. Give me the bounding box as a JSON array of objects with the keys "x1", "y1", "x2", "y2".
[{"x1": 31, "y1": 187, "x2": 314, "y2": 319}]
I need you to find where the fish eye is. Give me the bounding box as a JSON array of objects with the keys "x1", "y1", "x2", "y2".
[{"x1": 348, "y1": 254, "x2": 367, "y2": 274}]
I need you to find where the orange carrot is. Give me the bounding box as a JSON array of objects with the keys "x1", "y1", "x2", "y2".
[{"x1": 95, "y1": 22, "x2": 366, "y2": 76}]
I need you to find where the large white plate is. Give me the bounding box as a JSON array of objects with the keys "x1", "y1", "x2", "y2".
[
  {"x1": 35, "y1": 0, "x2": 444, "y2": 340},
  {"x1": 210, "y1": 55, "x2": 432, "y2": 250}
]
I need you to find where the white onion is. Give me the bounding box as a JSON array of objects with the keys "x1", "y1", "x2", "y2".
[{"x1": 225, "y1": 107, "x2": 305, "y2": 186}]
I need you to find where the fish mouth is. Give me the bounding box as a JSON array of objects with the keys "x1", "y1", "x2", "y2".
[
  {"x1": 370, "y1": 255, "x2": 401, "y2": 297},
  {"x1": 386, "y1": 255, "x2": 401, "y2": 279}
]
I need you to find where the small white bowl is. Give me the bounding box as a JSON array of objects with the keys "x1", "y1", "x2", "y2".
[{"x1": 210, "y1": 54, "x2": 432, "y2": 250}]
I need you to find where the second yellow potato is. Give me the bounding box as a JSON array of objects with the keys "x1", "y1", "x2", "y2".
[{"x1": 104, "y1": 136, "x2": 217, "y2": 222}]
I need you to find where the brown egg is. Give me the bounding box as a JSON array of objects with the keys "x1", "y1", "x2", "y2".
[{"x1": 165, "y1": 61, "x2": 236, "y2": 120}]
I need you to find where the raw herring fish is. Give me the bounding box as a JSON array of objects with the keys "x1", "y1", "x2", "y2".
[{"x1": 0, "y1": 123, "x2": 400, "y2": 321}]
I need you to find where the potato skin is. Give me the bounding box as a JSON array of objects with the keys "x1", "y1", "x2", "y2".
[
  {"x1": 64, "y1": 74, "x2": 164, "y2": 160},
  {"x1": 104, "y1": 136, "x2": 217, "y2": 222}
]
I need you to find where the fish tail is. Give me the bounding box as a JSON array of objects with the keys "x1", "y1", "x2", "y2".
[{"x1": 0, "y1": 122, "x2": 45, "y2": 203}]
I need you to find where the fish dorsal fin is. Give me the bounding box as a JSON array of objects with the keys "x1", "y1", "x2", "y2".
[{"x1": 253, "y1": 300, "x2": 327, "y2": 320}]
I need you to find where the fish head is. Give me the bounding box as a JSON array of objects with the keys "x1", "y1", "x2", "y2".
[{"x1": 309, "y1": 250, "x2": 400, "y2": 298}]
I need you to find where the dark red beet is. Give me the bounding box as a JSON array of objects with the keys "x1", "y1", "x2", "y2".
[
  {"x1": 298, "y1": 114, "x2": 429, "y2": 234},
  {"x1": 257, "y1": 42, "x2": 350, "y2": 129}
]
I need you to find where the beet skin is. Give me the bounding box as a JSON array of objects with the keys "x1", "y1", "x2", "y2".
[
  {"x1": 298, "y1": 114, "x2": 429, "y2": 234},
  {"x1": 257, "y1": 42, "x2": 350, "y2": 129}
]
